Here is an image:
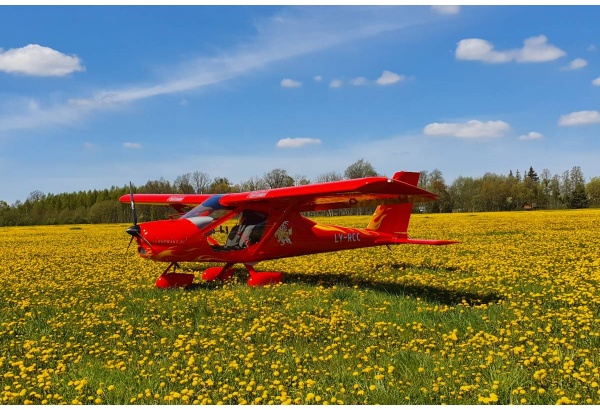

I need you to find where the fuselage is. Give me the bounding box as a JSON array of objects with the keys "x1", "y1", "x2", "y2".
[{"x1": 133, "y1": 211, "x2": 391, "y2": 264}]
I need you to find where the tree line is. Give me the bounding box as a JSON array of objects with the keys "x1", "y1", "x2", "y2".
[{"x1": 1, "y1": 159, "x2": 598, "y2": 226}]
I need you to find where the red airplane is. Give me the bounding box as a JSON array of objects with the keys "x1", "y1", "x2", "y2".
[{"x1": 119, "y1": 171, "x2": 455, "y2": 288}]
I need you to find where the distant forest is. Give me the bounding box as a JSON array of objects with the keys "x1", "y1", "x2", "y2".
[{"x1": 1, "y1": 159, "x2": 599, "y2": 226}]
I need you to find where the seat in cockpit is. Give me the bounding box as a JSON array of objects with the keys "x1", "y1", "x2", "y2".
[{"x1": 224, "y1": 211, "x2": 267, "y2": 250}]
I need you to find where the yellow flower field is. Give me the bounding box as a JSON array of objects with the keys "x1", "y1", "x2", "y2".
[{"x1": 1, "y1": 209, "x2": 599, "y2": 404}]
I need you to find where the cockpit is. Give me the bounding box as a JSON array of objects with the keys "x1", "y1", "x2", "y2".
[
  {"x1": 182, "y1": 195, "x2": 268, "y2": 250},
  {"x1": 182, "y1": 195, "x2": 234, "y2": 230}
]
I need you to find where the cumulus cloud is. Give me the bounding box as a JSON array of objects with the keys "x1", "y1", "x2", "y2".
[
  {"x1": 558, "y1": 110, "x2": 600, "y2": 126},
  {"x1": 0, "y1": 44, "x2": 84, "y2": 76},
  {"x1": 329, "y1": 79, "x2": 342, "y2": 88},
  {"x1": 350, "y1": 77, "x2": 369, "y2": 86},
  {"x1": 0, "y1": 7, "x2": 436, "y2": 133},
  {"x1": 276, "y1": 137, "x2": 322, "y2": 148},
  {"x1": 519, "y1": 131, "x2": 544, "y2": 141},
  {"x1": 280, "y1": 78, "x2": 301, "y2": 88},
  {"x1": 562, "y1": 58, "x2": 587, "y2": 71},
  {"x1": 313, "y1": 75, "x2": 322, "y2": 82},
  {"x1": 431, "y1": 5, "x2": 460, "y2": 15},
  {"x1": 424, "y1": 120, "x2": 511, "y2": 139},
  {"x1": 592, "y1": 77, "x2": 600, "y2": 86},
  {"x1": 123, "y1": 142, "x2": 142, "y2": 149},
  {"x1": 456, "y1": 35, "x2": 566, "y2": 64},
  {"x1": 376, "y1": 70, "x2": 405, "y2": 85}
]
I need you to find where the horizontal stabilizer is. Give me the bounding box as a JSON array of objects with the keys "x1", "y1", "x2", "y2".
[{"x1": 377, "y1": 237, "x2": 458, "y2": 246}]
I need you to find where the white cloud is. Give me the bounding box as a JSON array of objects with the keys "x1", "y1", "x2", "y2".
[
  {"x1": 313, "y1": 75, "x2": 322, "y2": 82},
  {"x1": 350, "y1": 76, "x2": 369, "y2": 86},
  {"x1": 276, "y1": 137, "x2": 322, "y2": 148},
  {"x1": 592, "y1": 77, "x2": 600, "y2": 86},
  {"x1": 561, "y1": 58, "x2": 587, "y2": 71},
  {"x1": 588, "y1": 44, "x2": 597, "y2": 52},
  {"x1": 0, "y1": 7, "x2": 435, "y2": 133},
  {"x1": 456, "y1": 35, "x2": 566, "y2": 64},
  {"x1": 424, "y1": 120, "x2": 511, "y2": 139},
  {"x1": 280, "y1": 78, "x2": 302, "y2": 88},
  {"x1": 519, "y1": 131, "x2": 544, "y2": 141},
  {"x1": 518, "y1": 35, "x2": 566, "y2": 62},
  {"x1": 0, "y1": 97, "x2": 89, "y2": 131},
  {"x1": 431, "y1": 5, "x2": 460, "y2": 15},
  {"x1": 0, "y1": 44, "x2": 84, "y2": 76},
  {"x1": 329, "y1": 79, "x2": 342, "y2": 88},
  {"x1": 123, "y1": 142, "x2": 142, "y2": 149},
  {"x1": 376, "y1": 70, "x2": 405, "y2": 85},
  {"x1": 558, "y1": 110, "x2": 600, "y2": 126},
  {"x1": 456, "y1": 39, "x2": 512, "y2": 64}
]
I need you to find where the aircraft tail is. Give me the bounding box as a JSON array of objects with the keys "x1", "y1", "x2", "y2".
[
  {"x1": 367, "y1": 171, "x2": 457, "y2": 246},
  {"x1": 366, "y1": 171, "x2": 421, "y2": 236}
]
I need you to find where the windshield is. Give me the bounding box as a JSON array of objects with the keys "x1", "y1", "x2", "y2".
[{"x1": 181, "y1": 195, "x2": 234, "y2": 219}]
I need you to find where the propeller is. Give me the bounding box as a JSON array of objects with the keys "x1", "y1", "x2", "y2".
[{"x1": 126, "y1": 182, "x2": 153, "y2": 252}]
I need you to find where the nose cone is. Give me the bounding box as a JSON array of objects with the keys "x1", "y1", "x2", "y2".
[
  {"x1": 126, "y1": 225, "x2": 141, "y2": 237},
  {"x1": 142, "y1": 219, "x2": 198, "y2": 244}
]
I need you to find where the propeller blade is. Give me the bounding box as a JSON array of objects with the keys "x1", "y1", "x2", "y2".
[
  {"x1": 125, "y1": 181, "x2": 154, "y2": 253},
  {"x1": 129, "y1": 181, "x2": 137, "y2": 226},
  {"x1": 140, "y1": 235, "x2": 154, "y2": 250},
  {"x1": 127, "y1": 235, "x2": 135, "y2": 252}
]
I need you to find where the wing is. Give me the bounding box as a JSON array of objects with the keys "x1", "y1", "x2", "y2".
[
  {"x1": 219, "y1": 174, "x2": 436, "y2": 212},
  {"x1": 118, "y1": 193, "x2": 214, "y2": 213}
]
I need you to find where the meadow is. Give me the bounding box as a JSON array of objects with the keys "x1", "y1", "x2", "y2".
[{"x1": 1, "y1": 209, "x2": 599, "y2": 404}]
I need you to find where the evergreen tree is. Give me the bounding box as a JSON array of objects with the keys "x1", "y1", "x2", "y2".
[
  {"x1": 527, "y1": 166, "x2": 539, "y2": 183},
  {"x1": 570, "y1": 183, "x2": 589, "y2": 209}
]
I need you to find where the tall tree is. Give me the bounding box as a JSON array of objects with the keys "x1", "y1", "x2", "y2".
[
  {"x1": 527, "y1": 166, "x2": 539, "y2": 183},
  {"x1": 315, "y1": 171, "x2": 342, "y2": 183},
  {"x1": 174, "y1": 173, "x2": 195, "y2": 194},
  {"x1": 263, "y1": 168, "x2": 294, "y2": 189},
  {"x1": 344, "y1": 159, "x2": 378, "y2": 179},
  {"x1": 449, "y1": 176, "x2": 478, "y2": 212},
  {"x1": 142, "y1": 178, "x2": 173, "y2": 194},
  {"x1": 191, "y1": 171, "x2": 211, "y2": 194},
  {"x1": 570, "y1": 183, "x2": 589, "y2": 209},
  {"x1": 292, "y1": 174, "x2": 310, "y2": 186},
  {"x1": 586, "y1": 177, "x2": 600, "y2": 207},
  {"x1": 238, "y1": 176, "x2": 268, "y2": 192},
  {"x1": 426, "y1": 169, "x2": 452, "y2": 213},
  {"x1": 209, "y1": 177, "x2": 234, "y2": 194}
]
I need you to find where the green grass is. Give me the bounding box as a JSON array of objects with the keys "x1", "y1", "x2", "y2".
[{"x1": 1, "y1": 211, "x2": 600, "y2": 404}]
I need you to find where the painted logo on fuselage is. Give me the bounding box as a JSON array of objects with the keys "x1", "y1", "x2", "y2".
[{"x1": 275, "y1": 221, "x2": 293, "y2": 245}]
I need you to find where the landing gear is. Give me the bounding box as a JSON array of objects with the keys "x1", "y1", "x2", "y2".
[
  {"x1": 244, "y1": 264, "x2": 283, "y2": 287},
  {"x1": 201, "y1": 262, "x2": 235, "y2": 282},
  {"x1": 155, "y1": 262, "x2": 195, "y2": 289},
  {"x1": 155, "y1": 262, "x2": 284, "y2": 288},
  {"x1": 201, "y1": 263, "x2": 283, "y2": 287}
]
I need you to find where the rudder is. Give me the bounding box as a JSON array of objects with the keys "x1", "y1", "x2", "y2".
[{"x1": 366, "y1": 171, "x2": 421, "y2": 235}]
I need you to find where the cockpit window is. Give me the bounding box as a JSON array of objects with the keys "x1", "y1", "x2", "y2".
[{"x1": 182, "y1": 195, "x2": 234, "y2": 220}]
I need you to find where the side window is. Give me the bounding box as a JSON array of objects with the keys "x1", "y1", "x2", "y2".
[{"x1": 224, "y1": 210, "x2": 268, "y2": 250}]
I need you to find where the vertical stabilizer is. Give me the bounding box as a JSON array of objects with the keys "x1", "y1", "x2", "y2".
[{"x1": 366, "y1": 171, "x2": 421, "y2": 236}]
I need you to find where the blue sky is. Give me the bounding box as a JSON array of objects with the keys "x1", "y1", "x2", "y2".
[{"x1": 1, "y1": 5, "x2": 600, "y2": 204}]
